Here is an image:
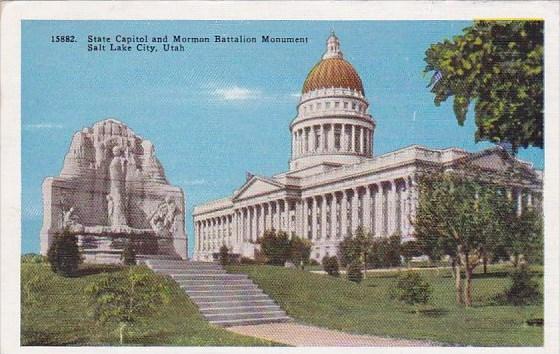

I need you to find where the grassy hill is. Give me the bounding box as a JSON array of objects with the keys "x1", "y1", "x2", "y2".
[
  {"x1": 21, "y1": 262, "x2": 278, "y2": 346},
  {"x1": 227, "y1": 264, "x2": 543, "y2": 346}
]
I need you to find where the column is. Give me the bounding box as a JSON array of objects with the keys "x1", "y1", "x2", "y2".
[
  {"x1": 330, "y1": 193, "x2": 337, "y2": 239},
  {"x1": 341, "y1": 124, "x2": 347, "y2": 152},
  {"x1": 350, "y1": 189, "x2": 359, "y2": 235},
  {"x1": 321, "y1": 195, "x2": 328, "y2": 240},
  {"x1": 363, "y1": 186, "x2": 371, "y2": 233},
  {"x1": 295, "y1": 201, "x2": 302, "y2": 237},
  {"x1": 309, "y1": 127, "x2": 315, "y2": 153},
  {"x1": 358, "y1": 127, "x2": 364, "y2": 154},
  {"x1": 527, "y1": 191, "x2": 533, "y2": 208},
  {"x1": 351, "y1": 125, "x2": 356, "y2": 152},
  {"x1": 320, "y1": 125, "x2": 325, "y2": 152},
  {"x1": 266, "y1": 203, "x2": 272, "y2": 230},
  {"x1": 517, "y1": 189, "x2": 523, "y2": 216},
  {"x1": 303, "y1": 199, "x2": 309, "y2": 239},
  {"x1": 311, "y1": 197, "x2": 318, "y2": 239},
  {"x1": 375, "y1": 185, "x2": 383, "y2": 236},
  {"x1": 260, "y1": 204, "x2": 266, "y2": 236},
  {"x1": 329, "y1": 124, "x2": 335, "y2": 152},
  {"x1": 341, "y1": 191, "x2": 348, "y2": 238},
  {"x1": 388, "y1": 181, "x2": 397, "y2": 235},
  {"x1": 275, "y1": 201, "x2": 282, "y2": 231}
]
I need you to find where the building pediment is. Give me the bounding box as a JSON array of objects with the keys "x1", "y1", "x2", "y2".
[
  {"x1": 452, "y1": 147, "x2": 540, "y2": 183},
  {"x1": 232, "y1": 176, "x2": 285, "y2": 201}
]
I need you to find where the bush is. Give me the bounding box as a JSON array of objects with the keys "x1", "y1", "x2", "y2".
[
  {"x1": 400, "y1": 240, "x2": 422, "y2": 265},
  {"x1": 347, "y1": 261, "x2": 363, "y2": 283},
  {"x1": 505, "y1": 265, "x2": 542, "y2": 306},
  {"x1": 309, "y1": 259, "x2": 320, "y2": 266},
  {"x1": 219, "y1": 245, "x2": 230, "y2": 266},
  {"x1": 240, "y1": 257, "x2": 257, "y2": 265},
  {"x1": 121, "y1": 241, "x2": 136, "y2": 266},
  {"x1": 322, "y1": 256, "x2": 340, "y2": 277},
  {"x1": 21, "y1": 253, "x2": 46, "y2": 264},
  {"x1": 47, "y1": 230, "x2": 82, "y2": 277},
  {"x1": 394, "y1": 272, "x2": 432, "y2": 311},
  {"x1": 368, "y1": 234, "x2": 402, "y2": 268},
  {"x1": 257, "y1": 230, "x2": 290, "y2": 265},
  {"x1": 289, "y1": 236, "x2": 312, "y2": 269}
]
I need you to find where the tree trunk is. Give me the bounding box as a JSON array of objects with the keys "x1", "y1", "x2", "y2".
[
  {"x1": 453, "y1": 256, "x2": 464, "y2": 305},
  {"x1": 119, "y1": 323, "x2": 126, "y2": 345},
  {"x1": 464, "y1": 251, "x2": 472, "y2": 307},
  {"x1": 363, "y1": 252, "x2": 367, "y2": 280},
  {"x1": 483, "y1": 255, "x2": 487, "y2": 274}
]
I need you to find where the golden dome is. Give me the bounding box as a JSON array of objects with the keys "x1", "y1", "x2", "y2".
[{"x1": 302, "y1": 57, "x2": 364, "y2": 94}]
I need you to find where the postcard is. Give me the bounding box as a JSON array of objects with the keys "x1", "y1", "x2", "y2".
[{"x1": 1, "y1": 1, "x2": 559, "y2": 353}]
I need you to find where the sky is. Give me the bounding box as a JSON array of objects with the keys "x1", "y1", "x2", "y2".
[{"x1": 21, "y1": 20, "x2": 544, "y2": 257}]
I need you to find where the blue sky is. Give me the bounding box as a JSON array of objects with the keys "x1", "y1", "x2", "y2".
[{"x1": 22, "y1": 20, "x2": 544, "y2": 256}]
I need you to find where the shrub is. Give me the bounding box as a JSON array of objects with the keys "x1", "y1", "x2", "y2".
[
  {"x1": 394, "y1": 272, "x2": 432, "y2": 311},
  {"x1": 347, "y1": 261, "x2": 363, "y2": 283},
  {"x1": 219, "y1": 245, "x2": 230, "y2": 266},
  {"x1": 505, "y1": 265, "x2": 542, "y2": 306},
  {"x1": 367, "y1": 234, "x2": 402, "y2": 268},
  {"x1": 240, "y1": 257, "x2": 256, "y2": 265},
  {"x1": 121, "y1": 241, "x2": 136, "y2": 266},
  {"x1": 322, "y1": 256, "x2": 340, "y2": 277},
  {"x1": 289, "y1": 236, "x2": 312, "y2": 270},
  {"x1": 47, "y1": 229, "x2": 82, "y2": 276},
  {"x1": 309, "y1": 259, "x2": 320, "y2": 266},
  {"x1": 257, "y1": 230, "x2": 291, "y2": 266},
  {"x1": 21, "y1": 253, "x2": 46, "y2": 264},
  {"x1": 400, "y1": 240, "x2": 422, "y2": 265}
]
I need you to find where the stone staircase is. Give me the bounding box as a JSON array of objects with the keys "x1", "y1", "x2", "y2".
[{"x1": 143, "y1": 258, "x2": 291, "y2": 327}]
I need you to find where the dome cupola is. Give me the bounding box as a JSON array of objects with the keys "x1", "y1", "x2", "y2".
[{"x1": 289, "y1": 33, "x2": 375, "y2": 171}]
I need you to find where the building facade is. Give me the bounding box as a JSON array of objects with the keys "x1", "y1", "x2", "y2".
[{"x1": 192, "y1": 33, "x2": 542, "y2": 262}]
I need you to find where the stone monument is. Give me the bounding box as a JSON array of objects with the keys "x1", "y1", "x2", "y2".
[{"x1": 40, "y1": 119, "x2": 188, "y2": 263}]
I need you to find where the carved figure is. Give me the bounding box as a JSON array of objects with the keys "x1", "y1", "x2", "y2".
[{"x1": 108, "y1": 146, "x2": 127, "y2": 226}]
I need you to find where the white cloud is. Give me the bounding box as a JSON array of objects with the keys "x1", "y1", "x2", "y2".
[
  {"x1": 212, "y1": 86, "x2": 261, "y2": 101},
  {"x1": 23, "y1": 123, "x2": 64, "y2": 130},
  {"x1": 181, "y1": 179, "x2": 207, "y2": 186}
]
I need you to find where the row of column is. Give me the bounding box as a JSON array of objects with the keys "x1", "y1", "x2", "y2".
[
  {"x1": 292, "y1": 123, "x2": 372, "y2": 158},
  {"x1": 297, "y1": 178, "x2": 415, "y2": 242}
]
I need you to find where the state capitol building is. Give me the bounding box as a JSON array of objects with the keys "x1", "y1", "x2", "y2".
[{"x1": 192, "y1": 33, "x2": 542, "y2": 261}]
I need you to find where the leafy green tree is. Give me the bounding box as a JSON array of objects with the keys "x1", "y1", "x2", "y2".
[
  {"x1": 400, "y1": 240, "x2": 422, "y2": 266},
  {"x1": 338, "y1": 227, "x2": 373, "y2": 277},
  {"x1": 505, "y1": 265, "x2": 542, "y2": 306},
  {"x1": 47, "y1": 228, "x2": 82, "y2": 277},
  {"x1": 257, "y1": 229, "x2": 291, "y2": 266},
  {"x1": 424, "y1": 20, "x2": 543, "y2": 152},
  {"x1": 219, "y1": 244, "x2": 230, "y2": 266},
  {"x1": 322, "y1": 256, "x2": 340, "y2": 277},
  {"x1": 86, "y1": 266, "x2": 170, "y2": 344},
  {"x1": 414, "y1": 170, "x2": 509, "y2": 306},
  {"x1": 289, "y1": 236, "x2": 312, "y2": 270},
  {"x1": 394, "y1": 272, "x2": 432, "y2": 313},
  {"x1": 121, "y1": 241, "x2": 136, "y2": 266},
  {"x1": 347, "y1": 261, "x2": 363, "y2": 283},
  {"x1": 507, "y1": 207, "x2": 544, "y2": 266}
]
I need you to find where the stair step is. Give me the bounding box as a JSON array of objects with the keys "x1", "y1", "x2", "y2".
[
  {"x1": 189, "y1": 293, "x2": 271, "y2": 302},
  {"x1": 185, "y1": 289, "x2": 263, "y2": 297},
  {"x1": 176, "y1": 279, "x2": 255, "y2": 286},
  {"x1": 203, "y1": 310, "x2": 287, "y2": 322},
  {"x1": 209, "y1": 315, "x2": 291, "y2": 327},
  {"x1": 181, "y1": 284, "x2": 261, "y2": 291},
  {"x1": 170, "y1": 274, "x2": 248, "y2": 281},
  {"x1": 200, "y1": 304, "x2": 282, "y2": 314},
  {"x1": 194, "y1": 299, "x2": 278, "y2": 307},
  {"x1": 154, "y1": 269, "x2": 227, "y2": 275}
]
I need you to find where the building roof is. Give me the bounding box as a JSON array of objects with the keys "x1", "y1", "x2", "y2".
[{"x1": 301, "y1": 33, "x2": 364, "y2": 94}]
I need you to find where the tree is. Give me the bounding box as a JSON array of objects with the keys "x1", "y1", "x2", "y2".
[
  {"x1": 257, "y1": 229, "x2": 291, "y2": 266},
  {"x1": 47, "y1": 228, "x2": 82, "y2": 277},
  {"x1": 347, "y1": 261, "x2": 363, "y2": 283},
  {"x1": 505, "y1": 264, "x2": 541, "y2": 306},
  {"x1": 219, "y1": 245, "x2": 230, "y2": 266},
  {"x1": 394, "y1": 271, "x2": 432, "y2": 313},
  {"x1": 400, "y1": 240, "x2": 423, "y2": 266},
  {"x1": 424, "y1": 20, "x2": 543, "y2": 152},
  {"x1": 86, "y1": 267, "x2": 170, "y2": 344},
  {"x1": 414, "y1": 169, "x2": 509, "y2": 306},
  {"x1": 322, "y1": 256, "x2": 340, "y2": 277},
  {"x1": 121, "y1": 241, "x2": 137, "y2": 266},
  {"x1": 506, "y1": 207, "x2": 544, "y2": 266},
  {"x1": 338, "y1": 227, "x2": 373, "y2": 277},
  {"x1": 289, "y1": 236, "x2": 312, "y2": 270}
]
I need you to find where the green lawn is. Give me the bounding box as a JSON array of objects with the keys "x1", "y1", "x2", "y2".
[
  {"x1": 227, "y1": 264, "x2": 543, "y2": 346},
  {"x1": 21, "y1": 262, "x2": 279, "y2": 346}
]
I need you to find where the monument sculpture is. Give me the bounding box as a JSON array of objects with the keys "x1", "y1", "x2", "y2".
[{"x1": 40, "y1": 119, "x2": 188, "y2": 263}]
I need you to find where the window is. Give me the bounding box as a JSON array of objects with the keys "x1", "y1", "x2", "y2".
[
  {"x1": 326, "y1": 101, "x2": 331, "y2": 109},
  {"x1": 352, "y1": 102, "x2": 356, "y2": 110},
  {"x1": 314, "y1": 128, "x2": 320, "y2": 150},
  {"x1": 317, "y1": 102, "x2": 322, "y2": 110},
  {"x1": 335, "y1": 101, "x2": 340, "y2": 108},
  {"x1": 344, "y1": 102, "x2": 349, "y2": 109}
]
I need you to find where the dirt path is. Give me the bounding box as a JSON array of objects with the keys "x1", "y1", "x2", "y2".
[{"x1": 227, "y1": 322, "x2": 435, "y2": 347}]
